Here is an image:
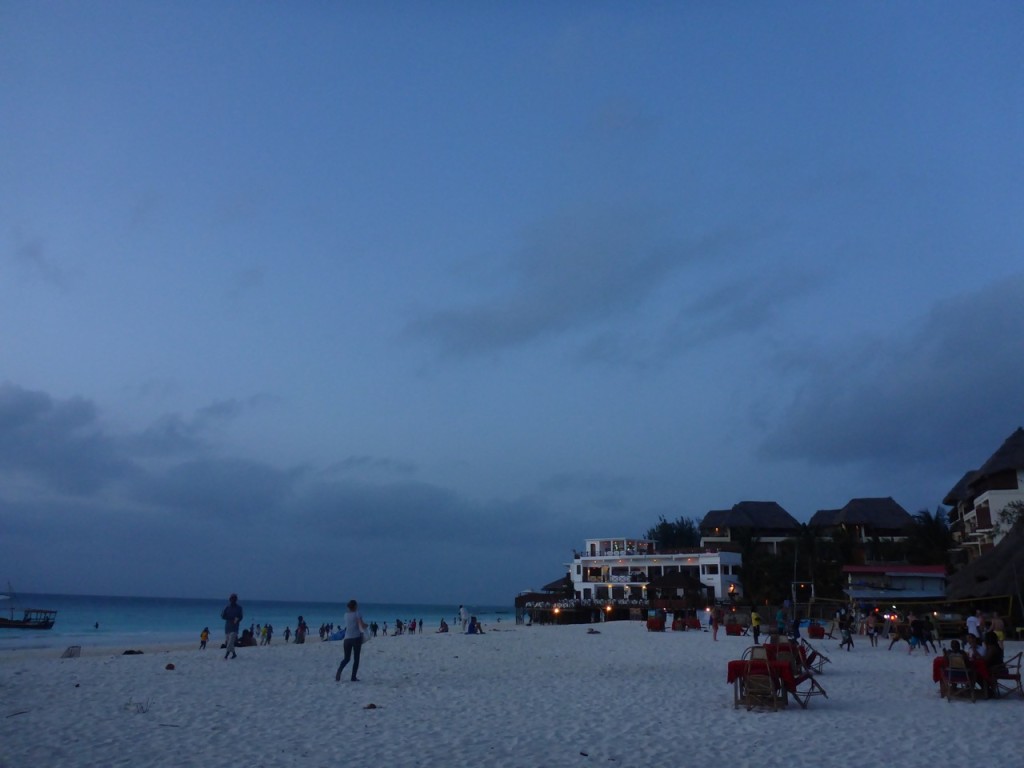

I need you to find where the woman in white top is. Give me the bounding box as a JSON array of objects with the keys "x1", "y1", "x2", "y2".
[{"x1": 335, "y1": 599, "x2": 368, "y2": 682}]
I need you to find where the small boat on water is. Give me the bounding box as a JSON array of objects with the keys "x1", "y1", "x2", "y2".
[{"x1": 0, "y1": 586, "x2": 57, "y2": 630}]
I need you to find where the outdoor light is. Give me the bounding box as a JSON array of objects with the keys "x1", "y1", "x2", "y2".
[
  {"x1": 605, "y1": 605, "x2": 612, "y2": 612},
  {"x1": 553, "y1": 607, "x2": 560, "y2": 615}
]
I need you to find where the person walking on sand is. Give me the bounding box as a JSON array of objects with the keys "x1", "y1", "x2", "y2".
[
  {"x1": 221, "y1": 594, "x2": 243, "y2": 659},
  {"x1": 199, "y1": 626, "x2": 209, "y2": 650},
  {"x1": 459, "y1": 604, "x2": 469, "y2": 633},
  {"x1": 866, "y1": 612, "x2": 878, "y2": 647},
  {"x1": 335, "y1": 600, "x2": 368, "y2": 682}
]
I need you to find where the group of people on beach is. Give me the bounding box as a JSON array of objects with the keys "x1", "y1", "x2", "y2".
[
  {"x1": 948, "y1": 635, "x2": 1006, "y2": 695},
  {"x1": 214, "y1": 594, "x2": 486, "y2": 683}
]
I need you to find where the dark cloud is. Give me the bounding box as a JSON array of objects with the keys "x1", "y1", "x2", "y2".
[
  {"x1": 124, "y1": 397, "x2": 265, "y2": 457},
  {"x1": 570, "y1": 263, "x2": 822, "y2": 368},
  {"x1": 764, "y1": 273, "x2": 1024, "y2": 473},
  {"x1": 407, "y1": 208, "x2": 705, "y2": 356},
  {"x1": 0, "y1": 382, "x2": 598, "y2": 602},
  {"x1": 293, "y1": 480, "x2": 576, "y2": 550},
  {"x1": 0, "y1": 383, "x2": 137, "y2": 494},
  {"x1": 661, "y1": 268, "x2": 824, "y2": 353},
  {"x1": 128, "y1": 458, "x2": 306, "y2": 523},
  {"x1": 409, "y1": 206, "x2": 814, "y2": 367}
]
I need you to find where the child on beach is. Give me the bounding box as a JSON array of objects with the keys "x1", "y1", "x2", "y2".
[{"x1": 200, "y1": 627, "x2": 209, "y2": 650}]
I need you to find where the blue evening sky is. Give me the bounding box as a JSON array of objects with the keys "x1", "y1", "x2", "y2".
[{"x1": 2, "y1": 2, "x2": 1022, "y2": 604}]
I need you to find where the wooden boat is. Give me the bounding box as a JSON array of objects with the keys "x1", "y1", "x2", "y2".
[{"x1": 0, "y1": 587, "x2": 57, "y2": 630}]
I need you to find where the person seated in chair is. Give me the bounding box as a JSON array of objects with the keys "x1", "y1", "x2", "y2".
[
  {"x1": 964, "y1": 633, "x2": 981, "y2": 660},
  {"x1": 946, "y1": 638, "x2": 968, "y2": 663},
  {"x1": 982, "y1": 631, "x2": 1006, "y2": 691}
]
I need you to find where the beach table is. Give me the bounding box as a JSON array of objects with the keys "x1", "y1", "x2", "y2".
[
  {"x1": 932, "y1": 655, "x2": 991, "y2": 697},
  {"x1": 727, "y1": 659, "x2": 797, "y2": 707}
]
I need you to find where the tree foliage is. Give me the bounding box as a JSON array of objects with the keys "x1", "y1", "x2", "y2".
[
  {"x1": 997, "y1": 500, "x2": 1024, "y2": 535},
  {"x1": 904, "y1": 507, "x2": 953, "y2": 568},
  {"x1": 643, "y1": 515, "x2": 700, "y2": 550}
]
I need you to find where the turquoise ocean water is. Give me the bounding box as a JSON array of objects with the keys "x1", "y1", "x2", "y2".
[{"x1": 0, "y1": 593, "x2": 512, "y2": 652}]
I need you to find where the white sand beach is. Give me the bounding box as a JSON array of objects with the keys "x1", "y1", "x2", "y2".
[{"x1": 1, "y1": 622, "x2": 1019, "y2": 768}]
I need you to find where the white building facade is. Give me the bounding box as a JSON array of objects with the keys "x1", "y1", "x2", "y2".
[{"x1": 568, "y1": 537, "x2": 743, "y2": 604}]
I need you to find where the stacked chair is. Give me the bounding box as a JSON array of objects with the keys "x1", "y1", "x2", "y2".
[
  {"x1": 737, "y1": 645, "x2": 784, "y2": 711},
  {"x1": 777, "y1": 643, "x2": 828, "y2": 709}
]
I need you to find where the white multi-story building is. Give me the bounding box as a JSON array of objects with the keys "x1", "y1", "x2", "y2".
[
  {"x1": 944, "y1": 427, "x2": 1024, "y2": 559},
  {"x1": 568, "y1": 537, "x2": 743, "y2": 604}
]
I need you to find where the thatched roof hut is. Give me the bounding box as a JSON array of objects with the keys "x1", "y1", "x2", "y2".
[
  {"x1": 808, "y1": 497, "x2": 913, "y2": 535},
  {"x1": 944, "y1": 426, "x2": 1024, "y2": 504},
  {"x1": 700, "y1": 501, "x2": 800, "y2": 534},
  {"x1": 541, "y1": 575, "x2": 574, "y2": 595},
  {"x1": 946, "y1": 521, "x2": 1024, "y2": 600}
]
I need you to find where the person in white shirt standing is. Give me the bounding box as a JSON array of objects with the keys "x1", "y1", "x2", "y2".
[
  {"x1": 335, "y1": 600, "x2": 368, "y2": 682},
  {"x1": 966, "y1": 610, "x2": 982, "y2": 640}
]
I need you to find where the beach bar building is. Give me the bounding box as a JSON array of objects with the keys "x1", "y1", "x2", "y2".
[
  {"x1": 841, "y1": 564, "x2": 948, "y2": 603},
  {"x1": 517, "y1": 538, "x2": 743, "y2": 625},
  {"x1": 569, "y1": 537, "x2": 743, "y2": 605}
]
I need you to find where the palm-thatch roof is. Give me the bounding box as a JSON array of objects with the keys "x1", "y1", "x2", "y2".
[
  {"x1": 944, "y1": 427, "x2": 1024, "y2": 503},
  {"x1": 973, "y1": 426, "x2": 1024, "y2": 480},
  {"x1": 809, "y1": 497, "x2": 913, "y2": 531},
  {"x1": 943, "y1": 471, "x2": 978, "y2": 507},
  {"x1": 946, "y1": 521, "x2": 1024, "y2": 600},
  {"x1": 541, "y1": 575, "x2": 574, "y2": 594},
  {"x1": 700, "y1": 501, "x2": 799, "y2": 531}
]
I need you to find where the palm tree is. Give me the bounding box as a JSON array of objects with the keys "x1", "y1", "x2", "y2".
[{"x1": 905, "y1": 507, "x2": 953, "y2": 569}]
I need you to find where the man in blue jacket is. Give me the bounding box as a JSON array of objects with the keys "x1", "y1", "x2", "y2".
[{"x1": 221, "y1": 593, "x2": 243, "y2": 659}]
